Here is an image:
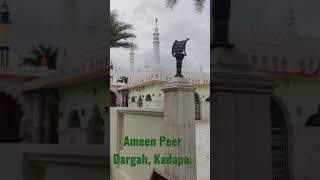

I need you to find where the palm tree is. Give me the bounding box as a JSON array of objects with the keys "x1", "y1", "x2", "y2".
[
  {"x1": 111, "y1": 10, "x2": 137, "y2": 49},
  {"x1": 20, "y1": 45, "x2": 58, "y2": 70},
  {"x1": 166, "y1": 0, "x2": 206, "y2": 13},
  {"x1": 117, "y1": 75, "x2": 128, "y2": 83}
]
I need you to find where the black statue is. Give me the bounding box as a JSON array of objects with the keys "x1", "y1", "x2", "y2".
[{"x1": 172, "y1": 38, "x2": 189, "y2": 77}]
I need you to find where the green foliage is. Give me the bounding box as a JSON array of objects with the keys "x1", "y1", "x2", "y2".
[
  {"x1": 117, "y1": 75, "x2": 128, "y2": 83},
  {"x1": 111, "y1": 10, "x2": 137, "y2": 49},
  {"x1": 20, "y1": 45, "x2": 58, "y2": 70},
  {"x1": 165, "y1": 0, "x2": 206, "y2": 13}
]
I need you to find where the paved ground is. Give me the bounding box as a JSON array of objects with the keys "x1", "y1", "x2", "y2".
[{"x1": 196, "y1": 122, "x2": 210, "y2": 180}]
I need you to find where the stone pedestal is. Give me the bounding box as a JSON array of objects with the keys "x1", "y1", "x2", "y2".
[
  {"x1": 162, "y1": 77, "x2": 197, "y2": 180},
  {"x1": 212, "y1": 47, "x2": 276, "y2": 180}
]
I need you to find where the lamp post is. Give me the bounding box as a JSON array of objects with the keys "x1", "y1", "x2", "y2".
[{"x1": 171, "y1": 38, "x2": 189, "y2": 77}]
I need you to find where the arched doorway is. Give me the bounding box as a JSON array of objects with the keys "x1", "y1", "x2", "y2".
[
  {"x1": 271, "y1": 97, "x2": 290, "y2": 180},
  {"x1": 0, "y1": 92, "x2": 23, "y2": 143},
  {"x1": 195, "y1": 93, "x2": 201, "y2": 120},
  {"x1": 68, "y1": 109, "x2": 81, "y2": 128},
  {"x1": 146, "y1": 94, "x2": 152, "y2": 101}
]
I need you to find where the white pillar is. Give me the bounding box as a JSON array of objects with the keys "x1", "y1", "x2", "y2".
[
  {"x1": 163, "y1": 77, "x2": 197, "y2": 180},
  {"x1": 152, "y1": 19, "x2": 160, "y2": 70},
  {"x1": 212, "y1": 47, "x2": 275, "y2": 180}
]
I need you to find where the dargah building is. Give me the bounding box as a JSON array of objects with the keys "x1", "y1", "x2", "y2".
[{"x1": 111, "y1": 20, "x2": 211, "y2": 122}]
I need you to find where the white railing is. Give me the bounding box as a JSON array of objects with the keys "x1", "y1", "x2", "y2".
[{"x1": 128, "y1": 69, "x2": 210, "y2": 86}]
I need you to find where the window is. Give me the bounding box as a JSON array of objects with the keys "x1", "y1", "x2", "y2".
[
  {"x1": 281, "y1": 56, "x2": 287, "y2": 69},
  {"x1": 81, "y1": 109, "x2": 85, "y2": 116},
  {"x1": 68, "y1": 110, "x2": 81, "y2": 128},
  {"x1": 272, "y1": 56, "x2": 279, "y2": 69},
  {"x1": 131, "y1": 96, "x2": 136, "y2": 102},
  {"x1": 262, "y1": 56, "x2": 268, "y2": 67},
  {"x1": 146, "y1": 94, "x2": 152, "y2": 101}
]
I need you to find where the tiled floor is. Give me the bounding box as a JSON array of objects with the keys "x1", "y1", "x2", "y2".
[{"x1": 196, "y1": 122, "x2": 210, "y2": 180}]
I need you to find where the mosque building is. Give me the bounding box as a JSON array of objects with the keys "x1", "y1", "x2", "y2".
[{"x1": 111, "y1": 19, "x2": 210, "y2": 121}]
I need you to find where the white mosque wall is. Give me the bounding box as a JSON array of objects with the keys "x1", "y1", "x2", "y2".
[
  {"x1": 110, "y1": 107, "x2": 165, "y2": 180},
  {"x1": 128, "y1": 83, "x2": 164, "y2": 108},
  {"x1": 128, "y1": 69, "x2": 209, "y2": 87},
  {"x1": 127, "y1": 83, "x2": 210, "y2": 121},
  {"x1": 274, "y1": 78, "x2": 320, "y2": 180},
  {"x1": 57, "y1": 79, "x2": 107, "y2": 144}
]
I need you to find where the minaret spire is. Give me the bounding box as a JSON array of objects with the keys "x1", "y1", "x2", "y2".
[
  {"x1": 0, "y1": 1, "x2": 9, "y2": 23},
  {"x1": 0, "y1": 1, "x2": 10, "y2": 68},
  {"x1": 287, "y1": 0, "x2": 296, "y2": 33},
  {"x1": 129, "y1": 47, "x2": 135, "y2": 74},
  {"x1": 110, "y1": 59, "x2": 114, "y2": 83},
  {"x1": 152, "y1": 18, "x2": 160, "y2": 70}
]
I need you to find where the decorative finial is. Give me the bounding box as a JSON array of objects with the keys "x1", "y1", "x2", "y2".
[
  {"x1": 156, "y1": 18, "x2": 158, "y2": 29},
  {"x1": 288, "y1": 9, "x2": 296, "y2": 32},
  {"x1": 287, "y1": 0, "x2": 296, "y2": 33},
  {"x1": 0, "y1": 1, "x2": 9, "y2": 23}
]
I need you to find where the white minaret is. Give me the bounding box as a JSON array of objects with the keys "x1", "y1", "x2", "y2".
[
  {"x1": 129, "y1": 47, "x2": 135, "y2": 74},
  {"x1": 152, "y1": 18, "x2": 160, "y2": 70}
]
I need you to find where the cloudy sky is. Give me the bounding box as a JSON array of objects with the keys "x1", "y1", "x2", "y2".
[{"x1": 110, "y1": 0, "x2": 210, "y2": 78}]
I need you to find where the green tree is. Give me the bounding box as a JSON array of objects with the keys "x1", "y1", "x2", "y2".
[
  {"x1": 111, "y1": 10, "x2": 137, "y2": 49},
  {"x1": 20, "y1": 45, "x2": 58, "y2": 70},
  {"x1": 166, "y1": 0, "x2": 206, "y2": 13},
  {"x1": 117, "y1": 75, "x2": 128, "y2": 83}
]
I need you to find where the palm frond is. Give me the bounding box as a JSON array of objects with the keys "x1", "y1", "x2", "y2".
[
  {"x1": 110, "y1": 9, "x2": 137, "y2": 49},
  {"x1": 20, "y1": 45, "x2": 58, "y2": 70}
]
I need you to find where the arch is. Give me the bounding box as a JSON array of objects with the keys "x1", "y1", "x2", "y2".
[
  {"x1": 270, "y1": 95, "x2": 292, "y2": 180},
  {"x1": 146, "y1": 94, "x2": 152, "y2": 101},
  {"x1": 87, "y1": 105, "x2": 104, "y2": 144},
  {"x1": 205, "y1": 95, "x2": 210, "y2": 102},
  {"x1": 68, "y1": 109, "x2": 81, "y2": 128},
  {"x1": 0, "y1": 92, "x2": 24, "y2": 143},
  {"x1": 131, "y1": 96, "x2": 136, "y2": 102},
  {"x1": 195, "y1": 92, "x2": 201, "y2": 120},
  {"x1": 305, "y1": 105, "x2": 320, "y2": 127}
]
